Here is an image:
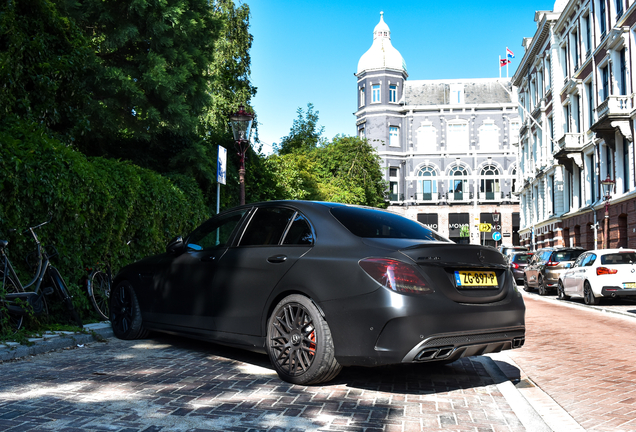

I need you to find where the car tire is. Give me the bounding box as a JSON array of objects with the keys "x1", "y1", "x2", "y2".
[
  {"x1": 110, "y1": 281, "x2": 150, "y2": 340},
  {"x1": 557, "y1": 281, "x2": 570, "y2": 300},
  {"x1": 537, "y1": 276, "x2": 547, "y2": 296},
  {"x1": 523, "y1": 276, "x2": 531, "y2": 292},
  {"x1": 583, "y1": 282, "x2": 600, "y2": 306},
  {"x1": 266, "y1": 294, "x2": 342, "y2": 385}
]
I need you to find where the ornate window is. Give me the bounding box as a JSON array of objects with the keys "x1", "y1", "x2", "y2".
[
  {"x1": 478, "y1": 120, "x2": 499, "y2": 151},
  {"x1": 416, "y1": 122, "x2": 436, "y2": 151},
  {"x1": 480, "y1": 164, "x2": 501, "y2": 200},
  {"x1": 416, "y1": 166, "x2": 438, "y2": 201},
  {"x1": 389, "y1": 126, "x2": 400, "y2": 147},
  {"x1": 447, "y1": 120, "x2": 469, "y2": 152},
  {"x1": 389, "y1": 85, "x2": 397, "y2": 103},
  {"x1": 372, "y1": 84, "x2": 381, "y2": 103},
  {"x1": 448, "y1": 165, "x2": 469, "y2": 201}
]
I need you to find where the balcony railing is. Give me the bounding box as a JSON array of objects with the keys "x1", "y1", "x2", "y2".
[
  {"x1": 388, "y1": 192, "x2": 404, "y2": 202},
  {"x1": 556, "y1": 133, "x2": 583, "y2": 152},
  {"x1": 413, "y1": 192, "x2": 440, "y2": 204},
  {"x1": 447, "y1": 192, "x2": 473, "y2": 203},
  {"x1": 479, "y1": 192, "x2": 504, "y2": 202},
  {"x1": 596, "y1": 95, "x2": 630, "y2": 119}
]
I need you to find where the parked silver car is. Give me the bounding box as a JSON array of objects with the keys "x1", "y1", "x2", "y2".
[{"x1": 524, "y1": 247, "x2": 586, "y2": 295}]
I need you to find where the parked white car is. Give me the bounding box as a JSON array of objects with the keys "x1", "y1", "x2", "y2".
[{"x1": 558, "y1": 248, "x2": 636, "y2": 305}]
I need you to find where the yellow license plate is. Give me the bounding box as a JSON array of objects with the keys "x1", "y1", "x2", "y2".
[
  {"x1": 623, "y1": 282, "x2": 636, "y2": 288},
  {"x1": 454, "y1": 271, "x2": 498, "y2": 287}
]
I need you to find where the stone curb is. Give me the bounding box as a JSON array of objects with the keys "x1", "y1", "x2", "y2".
[
  {"x1": 520, "y1": 288, "x2": 636, "y2": 320},
  {"x1": 0, "y1": 322, "x2": 113, "y2": 362}
]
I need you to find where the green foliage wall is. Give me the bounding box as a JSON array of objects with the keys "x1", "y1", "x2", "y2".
[{"x1": 0, "y1": 120, "x2": 209, "y2": 319}]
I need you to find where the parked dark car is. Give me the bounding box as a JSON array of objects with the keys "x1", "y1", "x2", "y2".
[
  {"x1": 110, "y1": 201, "x2": 526, "y2": 384},
  {"x1": 498, "y1": 245, "x2": 529, "y2": 262},
  {"x1": 509, "y1": 252, "x2": 532, "y2": 285},
  {"x1": 523, "y1": 247, "x2": 586, "y2": 295}
]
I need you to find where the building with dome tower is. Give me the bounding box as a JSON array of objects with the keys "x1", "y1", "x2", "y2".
[{"x1": 356, "y1": 12, "x2": 522, "y2": 245}]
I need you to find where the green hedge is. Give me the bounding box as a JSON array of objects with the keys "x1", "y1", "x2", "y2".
[{"x1": 0, "y1": 120, "x2": 209, "y2": 326}]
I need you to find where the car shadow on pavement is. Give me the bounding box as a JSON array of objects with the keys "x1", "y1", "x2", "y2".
[{"x1": 148, "y1": 334, "x2": 506, "y2": 394}]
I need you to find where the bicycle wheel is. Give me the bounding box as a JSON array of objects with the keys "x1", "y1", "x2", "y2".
[
  {"x1": 48, "y1": 266, "x2": 83, "y2": 328},
  {"x1": 88, "y1": 270, "x2": 110, "y2": 320},
  {"x1": 0, "y1": 269, "x2": 24, "y2": 334}
]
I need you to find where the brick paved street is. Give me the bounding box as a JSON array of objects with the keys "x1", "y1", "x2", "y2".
[
  {"x1": 0, "y1": 335, "x2": 527, "y2": 432},
  {"x1": 506, "y1": 292, "x2": 636, "y2": 432}
]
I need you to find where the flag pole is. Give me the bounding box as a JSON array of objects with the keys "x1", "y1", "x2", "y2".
[
  {"x1": 506, "y1": 47, "x2": 509, "y2": 78},
  {"x1": 499, "y1": 56, "x2": 501, "y2": 79}
]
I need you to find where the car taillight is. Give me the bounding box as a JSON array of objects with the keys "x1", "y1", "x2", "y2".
[
  {"x1": 546, "y1": 261, "x2": 560, "y2": 267},
  {"x1": 511, "y1": 263, "x2": 519, "y2": 269},
  {"x1": 359, "y1": 258, "x2": 431, "y2": 294},
  {"x1": 596, "y1": 267, "x2": 618, "y2": 275}
]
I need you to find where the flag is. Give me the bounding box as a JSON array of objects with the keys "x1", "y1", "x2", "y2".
[
  {"x1": 500, "y1": 58, "x2": 510, "y2": 67},
  {"x1": 507, "y1": 47, "x2": 514, "y2": 59}
]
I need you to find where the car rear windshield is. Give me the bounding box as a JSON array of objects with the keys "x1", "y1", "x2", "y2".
[
  {"x1": 330, "y1": 207, "x2": 450, "y2": 241},
  {"x1": 513, "y1": 254, "x2": 531, "y2": 263},
  {"x1": 600, "y1": 252, "x2": 636, "y2": 265},
  {"x1": 553, "y1": 250, "x2": 585, "y2": 261}
]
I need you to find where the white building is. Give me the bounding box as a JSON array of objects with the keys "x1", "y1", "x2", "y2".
[{"x1": 356, "y1": 13, "x2": 522, "y2": 245}]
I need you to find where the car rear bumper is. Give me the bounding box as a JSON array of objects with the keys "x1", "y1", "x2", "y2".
[
  {"x1": 601, "y1": 286, "x2": 636, "y2": 297},
  {"x1": 320, "y1": 285, "x2": 526, "y2": 367}
]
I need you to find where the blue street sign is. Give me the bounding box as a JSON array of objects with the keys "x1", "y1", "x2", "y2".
[{"x1": 492, "y1": 231, "x2": 502, "y2": 242}]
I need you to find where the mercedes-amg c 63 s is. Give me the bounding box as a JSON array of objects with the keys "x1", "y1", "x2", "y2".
[{"x1": 110, "y1": 201, "x2": 525, "y2": 384}]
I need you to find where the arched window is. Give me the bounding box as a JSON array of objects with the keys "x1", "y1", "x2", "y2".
[
  {"x1": 416, "y1": 166, "x2": 437, "y2": 201},
  {"x1": 449, "y1": 165, "x2": 469, "y2": 201},
  {"x1": 480, "y1": 164, "x2": 501, "y2": 200}
]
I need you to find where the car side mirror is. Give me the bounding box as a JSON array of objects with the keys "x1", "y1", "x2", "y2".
[
  {"x1": 166, "y1": 236, "x2": 185, "y2": 254},
  {"x1": 564, "y1": 262, "x2": 572, "y2": 269}
]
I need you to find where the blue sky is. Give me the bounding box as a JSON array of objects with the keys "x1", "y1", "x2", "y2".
[{"x1": 247, "y1": 1, "x2": 556, "y2": 154}]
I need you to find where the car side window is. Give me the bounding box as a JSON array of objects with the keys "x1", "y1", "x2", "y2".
[
  {"x1": 573, "y1": 253, "x2": 587, "y2": 268},
  {"x1": 584, "y1": 254, "x2": 597, "y2": 266},
  {"x1": 187, "y1": 210, "x2": 248, "y2": 251},
  {"x1": 283, "y1": 213, "x2": 314, "y2": 245},
  {"x1": 240, "y1": 207, "x2": 296, "y2": 246}
]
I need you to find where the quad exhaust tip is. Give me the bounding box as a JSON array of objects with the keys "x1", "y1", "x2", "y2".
[{"x1": 415, "y1": 346, "x2": 455, "y2": 361}]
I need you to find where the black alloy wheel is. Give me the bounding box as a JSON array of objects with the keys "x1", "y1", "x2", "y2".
[
  {"x1": 110, "y1": 281, "x2": 149, "y2": 340},
  {"x1": 583, "y1": 282, "x2": 600, "y2": 306},
  {"x1": 266, "y1": 294, "x2": 341, "y2": 385},
  {"x1": 557, "y1": 281, "x2": 570, "y2": 300}
]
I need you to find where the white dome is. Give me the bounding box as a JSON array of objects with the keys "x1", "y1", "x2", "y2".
[
  {"x1": 357, "y1": 12, "x2": 407, "y2": 74},
  {"x1": 553, "y1": 0, "x2": 568, "y2": 12}
]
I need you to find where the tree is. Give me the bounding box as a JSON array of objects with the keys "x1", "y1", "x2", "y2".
[
  {"x1": 313, "y1": 136, "x2": 387, "y2": 207},
  {"x1": 0, "y1": 0, "x2": 93, "y2": 140},
  {"x1": 55, "y1": 0, "x2": 222, "y2": 159},
  {"x1": 263, "y1": 153, "x2": 321, "y2": 201},
  {"x1": 276, "y1": 103, "x2": 325, "y2": 155}
]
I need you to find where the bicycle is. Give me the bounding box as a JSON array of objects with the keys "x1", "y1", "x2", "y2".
[
  {"x1": 0, "y1": 218, "x2": 83, "y2": 332},
  {"x1": 83, "y1": 254, "x2": 112, "y2": 321}
]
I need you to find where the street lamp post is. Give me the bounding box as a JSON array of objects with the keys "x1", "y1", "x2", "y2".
[
  {"x1": 601, "y1": 175, "x2": 615, "y2": 249},
  {"x1": 492, "y1": 210, "x2": 500, "y2": 248},
  {"x1": 229, "y1": 105, "x2": 254, "y2": 206}
]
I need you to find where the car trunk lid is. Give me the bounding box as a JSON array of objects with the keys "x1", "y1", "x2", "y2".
[{"x1": 398, "y1": 244, "x2": 511, "y2": 304}]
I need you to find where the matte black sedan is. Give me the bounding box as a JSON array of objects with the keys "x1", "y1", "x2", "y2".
[{"x1": 110, "y1": 201, "x2": 525, "y2": 384}]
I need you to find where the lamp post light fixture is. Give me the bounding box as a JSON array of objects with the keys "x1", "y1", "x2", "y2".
[
  {"x1": 601, "y1": 175, "x2": 615, "y2": 249},
  {"x1": 229, "y1": 105, "x2": 254, "y2": 206}
]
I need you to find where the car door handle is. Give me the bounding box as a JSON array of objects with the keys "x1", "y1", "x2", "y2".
[
  {"x1": 200, "y1": 256, "x2": 216, "y2": 262},
  {"x1": 267, "y1": 255, "x2": 288, "y2": 263}
]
